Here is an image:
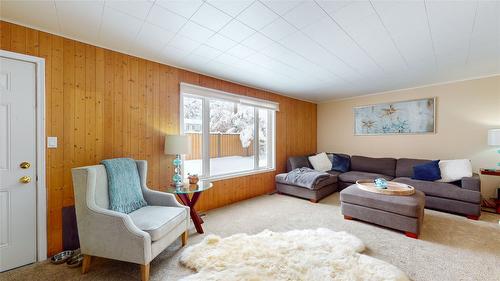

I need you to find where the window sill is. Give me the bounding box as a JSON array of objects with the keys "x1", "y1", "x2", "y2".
[{"x1": 201, "y1": 168, "x2": 276, "y2": 182}]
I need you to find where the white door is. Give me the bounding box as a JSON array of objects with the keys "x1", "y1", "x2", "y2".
[{"x1": 0, "y1": 57, "x2": 37, "y2": 272}]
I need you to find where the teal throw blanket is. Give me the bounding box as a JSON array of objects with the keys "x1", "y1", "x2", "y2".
[{"x1": 101, "y1": 158, "x2": 147, "y2": 214}]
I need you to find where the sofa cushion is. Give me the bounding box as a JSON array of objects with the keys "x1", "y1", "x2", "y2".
[
  {"x1": 350, "y1": 156, "x2": 397, "y2": 177},
  {"x1": 396, "y1": 158, "x2": 431, "y2": 178},
  {"x1": 412, "y1": 160, "x2": 441, "y2": 181},
  {"x1": 326, "y1": 153, "x2": 350, "y2": 163},
  {"x1": 276, "y1": 172, "x2": 337, "y2": 190},
  {"x1": 331, "y1": 154, "x2": 351, "y2": 173},
  {"x1": 308, "y1": 152, "x2": 332, "y2": 172},
  {"x1": 129, "y1": 206, "x2": 187, "y2": 241},
  {"x1": 287, "y1": 156, "x2": 312, "y2": 172},
  {"x1": 340, "y1": 184, "x2": 425, "y2": 217},
  {"x1": 393, "y1": 177, "x2": 480, "y2": 204},
  {"x1": 437, "y1": 159, "x2": 473, "y2": 183},
  {"x1": 338, "y1": 171, "x2": 394, "y2": 183}
]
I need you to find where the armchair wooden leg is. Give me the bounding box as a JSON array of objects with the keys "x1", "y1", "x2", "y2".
[
  {"x1": 140, "y1": 263, "x2": 150, "y2": 281},
  {"x1": 81, "y1": 255, "x2": 92, "y2": 274},
  {"x1": 181, "y1": 231, "x2": 188, "y2": 246}
]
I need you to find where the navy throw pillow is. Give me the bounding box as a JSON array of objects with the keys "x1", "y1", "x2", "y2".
[
  {"x1": 412, "y1": 160, "x2": 441, "y2": 181},
  {"x1": 331, "y1": 154, "x2": 350, "y2": 173}
]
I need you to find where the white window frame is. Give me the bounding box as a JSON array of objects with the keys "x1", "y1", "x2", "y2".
[{"x1": 180, "y1": 83, "x2": 277, "y2": 181}]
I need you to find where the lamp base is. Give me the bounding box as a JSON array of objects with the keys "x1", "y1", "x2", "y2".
[{"x1": 172, "y1": 154, "x2": 184, "y2": 187}]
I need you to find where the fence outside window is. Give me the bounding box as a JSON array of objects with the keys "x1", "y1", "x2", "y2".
[{"x1": 185, "y1": 133, "x2": 254, "y2": 160}]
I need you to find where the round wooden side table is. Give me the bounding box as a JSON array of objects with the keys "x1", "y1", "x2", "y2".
[{"x1": 167, "y1": 181, "x2": 213, "y2": 234}]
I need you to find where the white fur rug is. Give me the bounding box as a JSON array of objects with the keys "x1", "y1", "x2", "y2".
[{"x1": 179, "y1": 228, "x2": 409, "y2": 281}]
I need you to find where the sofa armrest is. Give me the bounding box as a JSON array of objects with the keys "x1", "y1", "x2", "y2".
[
  {"x1": 461, "y1": 173, "x2": 481, "y2": 192},
  {"x1": 287, "y1": 156, "x2": 312, "y2": 172}
]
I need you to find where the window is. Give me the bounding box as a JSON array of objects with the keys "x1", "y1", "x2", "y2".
[{"x1": 180, "y1": 83, "x2": 278, "y2": 180}]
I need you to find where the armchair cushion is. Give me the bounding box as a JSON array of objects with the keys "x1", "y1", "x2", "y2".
[
  {"x1": 129, "y1": 206, "x2": 187, "y2": 241},
  {"x1": 101, "y1": 158, "x2": 147, "y2": 213}
]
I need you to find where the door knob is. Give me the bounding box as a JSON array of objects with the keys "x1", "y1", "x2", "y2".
[
  {"x1": 20, "y1": 161, "x2": 31, "y2": 169},
  {"x1": 19, "y1": 176, "x2": 31, "y2": 184}
]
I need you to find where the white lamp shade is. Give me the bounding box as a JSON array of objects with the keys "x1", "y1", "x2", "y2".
[
  {"x1": 164, "y1": 135, "x2": 191, "y2": 155},
  {"x1": 488, "y1": 129, "x2": 500, "y2": 146}
]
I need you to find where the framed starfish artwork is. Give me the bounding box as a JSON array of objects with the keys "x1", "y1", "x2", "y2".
[{"x1": 354, "y1": 98, "x2": 436, "y2": 135}]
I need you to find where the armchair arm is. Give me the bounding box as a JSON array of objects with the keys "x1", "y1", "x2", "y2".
[
  {"x1": 142, "y1": 188, "x2": 186, "y2": 208},
  {"x1": 72, "y1": 167, "x2": 152, "y2": 265},
  {"x1": 135, "y1": 160, "x2": 188, "y2": 209},
  {"x1": 461, "y1": 173, "x2": 481, "y2": 192}
]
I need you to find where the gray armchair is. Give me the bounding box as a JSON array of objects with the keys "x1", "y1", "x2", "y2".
[{"x1": 71, "y1": 160, "x2": 189, "y2": 281}]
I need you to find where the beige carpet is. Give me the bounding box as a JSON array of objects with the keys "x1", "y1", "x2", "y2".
[{"x1": 2, "y1": 193, "x2": 500, "y2": 281}]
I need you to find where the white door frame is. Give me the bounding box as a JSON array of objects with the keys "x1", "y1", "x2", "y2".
[{"x1": 0, "y1": 50, "x2": 47, "y2": 261}]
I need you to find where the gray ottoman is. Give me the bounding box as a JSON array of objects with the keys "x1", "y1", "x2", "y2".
[{"x1": 340, "y1": 184, "x2": 425, "y2": 239}]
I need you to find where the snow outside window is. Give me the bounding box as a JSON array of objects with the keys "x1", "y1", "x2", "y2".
[{"x1": 180, "y1": 84, "x2": 277, "y2": 180}]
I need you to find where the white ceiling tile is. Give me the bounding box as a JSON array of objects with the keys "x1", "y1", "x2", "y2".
[
  {"x1": 134, "y1": 22, "x2": 175, "y2": 52},
  {"x1": 315, "y1": 0, "x2": 352, "y2": 15},
  {"x1": 215, "y1": 53, "x2": 243, "y2": 66},
  {"x1": 190, "y1": 3, "x2": 232, "y2": 31},
  {"x1": 371, "y1": 1, "x2": 428, "y2": 37},
  {"x1": 226, "y1": 44, "x2": 256, "y2": 59},
  {"x1": 99, "y1": 7, "x2": 143, "y2": 51},
  {"x1": 167, "y1": 34, "x2": 201, "y2": 52},
  {"x1": 372, "y1": 1, "x2": 434, "y2": 69},
  {"x1": 162, "y1": 45, "x2": 191, "y2": 59},
  {"x1": 147, "y1": 4, "x2": 187, "y2": 32},
  {"x1": 260, "y1": 18, "x2": 296, "y2": 41},
  {"x1": 105, "y1": 0, "x2": 153, "y2": 20},
  {"x1": 340, "y1": 14, "x2": 407, "y2": 72},
  {"x1": 177, "y1": 21, "x2": 215, "y2": 42},
  {"x1": 204, "y1": 34, "x2": 238, "y2": 51},
  {"x1": 155, "y1": 0, "x2": 203, "y2": 18},
  {"x1": 191, "y1": 44, "x2": 223, "y2": 60},
  {"x1": 260, "y1": 0, "x2": 302, "y2": 15},
  {"x1": 259, "y1": 42, "x2": 305, "y2": 66},
  {"x1": 207, "y1": 0, "x2": 253, "y2": 17},
  {"x1": 183, "y1": 53, "x2": 211, "y2": 66},
  {"x1": 55, "y1": 1, "x2": 103, "y2": 43},
  {"x1": 426, "y1": 1, "x2": 477, "y2": 68},
  {"x1": 241, "y1": 32, "x2": 274, "y2": 51},
  {"x1": 237, "y1": 1, "x2": 278, "y2": 30},
  {"x1": 282, "y1": 1, "x2": 326, "y2": 29},
  {"x1": 278, "y1": 31, "x2": 354, "y2": 80},
  {"x1": 468, "y1": 1, "x2": 500, "y2": 67},
  {"x1": 328, "y1": 0, "x2": 375, "y2": 28},
  {"x1": 0, "y1": 0, "x2": 60, "y2": 32},
  {"x1": 218, "y1": 19, "x2": 256, "y2": 42},
  {"x1": 301, "y1": 18, "x2": 380, "y2": 75}
]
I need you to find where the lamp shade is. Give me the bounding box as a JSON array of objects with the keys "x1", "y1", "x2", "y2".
[
  {"x1": 488, "y1": 129, "x2": 500, "y2": 146},
  {"x1": 164, "y1": 135, "x2": 191, "y2": 155}
]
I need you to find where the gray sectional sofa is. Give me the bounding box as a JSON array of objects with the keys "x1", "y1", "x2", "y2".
[{"x1": 276, "y1": 154, "x2": 481, "y2": 219}]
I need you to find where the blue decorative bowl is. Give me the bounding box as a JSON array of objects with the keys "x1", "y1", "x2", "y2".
[{"x1": 374, "y1": 178, "x2": 388, "y2": 189}]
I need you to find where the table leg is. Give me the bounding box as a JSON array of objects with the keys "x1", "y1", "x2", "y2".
[
  {"x1": 190, "y1": 192, "x2": 204, "y2": 224},
  {"x1": 177, "y1": 193, "x2": 205, "y2": 234}
]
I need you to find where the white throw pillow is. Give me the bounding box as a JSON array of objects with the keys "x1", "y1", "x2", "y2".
[
  {"x1": 437, "y1": 159, "x2": 472, "y2": 182},
  {"x1": 308, "y1": 152, "x2": 332, "y2": 172}
]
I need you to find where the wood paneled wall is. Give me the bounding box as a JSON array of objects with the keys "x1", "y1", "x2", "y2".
[{"x1": 0, "y1": 21, "x2": 317, "y2": 256}]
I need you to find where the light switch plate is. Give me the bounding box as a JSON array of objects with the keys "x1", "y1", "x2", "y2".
[{"x1": 47, "y1": 137, "x2": 58, "y2": 148}]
